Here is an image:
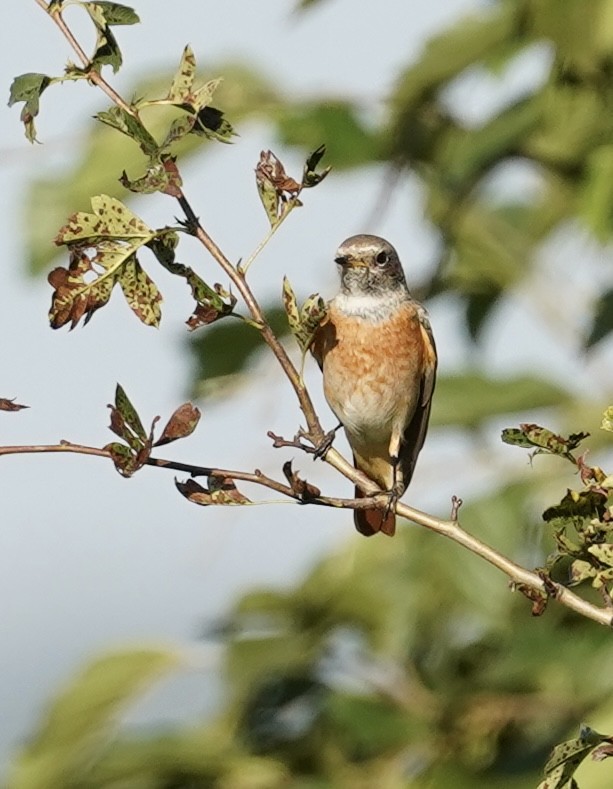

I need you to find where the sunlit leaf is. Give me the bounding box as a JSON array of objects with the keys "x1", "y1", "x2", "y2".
[
  {"x1": 49, "y1": 196, "x2": 163, "y2": 328},
  {"x1": 8, "y1": 72, "x2": 52, "y2": 142}
]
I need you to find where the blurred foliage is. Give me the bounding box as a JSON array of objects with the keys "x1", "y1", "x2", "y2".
[
  {"x1": 11, "y1": 0, "x2": 613, "y2": 787},
  {"x1": 9, "y1": 492, "x2": 613, "y2": 787}
]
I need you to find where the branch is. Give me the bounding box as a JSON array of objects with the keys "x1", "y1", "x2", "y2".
[
  {"x1": 36, "y1": 0, "x2": 138, "y2": 116},
  {"x1": 176, "y1": 189, "x2": 328, "y2": 447},
  {"x1": 1, "y1": 441, "x2": 611, "y2": 628}
]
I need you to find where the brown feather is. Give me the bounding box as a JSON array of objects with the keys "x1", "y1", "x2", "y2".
[{"x1": 353, "y1": 487, "x2": 396, "y2": 537}]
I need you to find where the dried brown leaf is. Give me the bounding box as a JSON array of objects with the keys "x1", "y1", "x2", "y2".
[
  {"x1": 176, "y1": 476, "x2": 250, "y2": 506},
  {"x1": 154, "y1": 403, "x2": 201, "y2": 447},
  {"x1": 282, "y1": 460, "x2": 321, "y2": 500},
  {"x1": 0, "y1": 398, "x2": 29, "y2": 412}
]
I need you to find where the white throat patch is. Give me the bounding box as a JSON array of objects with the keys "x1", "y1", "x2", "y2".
[{"x1": 333, "y1": 290, "x2": 408, "y2": 322}]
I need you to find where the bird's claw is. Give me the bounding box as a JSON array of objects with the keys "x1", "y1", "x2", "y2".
[{"x1": 313, "y1": 422, "x2": 342, "y2": 459}]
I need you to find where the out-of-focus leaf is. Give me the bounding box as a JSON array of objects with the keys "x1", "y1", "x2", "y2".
[
  {"x1": 188, "y1": 307, "x2": 288, "y2": 398},
  {"x1": 586, "y1": 288, "x2": 613, "y2": 349},
  {"x1": 430, "y1": 373, "x2": 570, "y2": 428},
  {"x1": 390, "y1": 3, "x2": 521, "y2": 121},
  {"x1": 579, "y1": 145, "x2": 613, "y2": 241},
  {"x1": 602, "y1": 406, "x2": 613, "y2": 432},
  {"x1": 465, "y1": 290, "x2": 501, "y2": 340},
  {"x1": 241, "y1": 675, "x2": 325, "y2": 751},
  {"x1": 9, "y1": 649, "x2": 177, "y2": 788},
  {"x1": 327, "y1": 694, "x2": 413, "y2": 758},
  {"x1": 275, "y1": 100, "x2": 380, "y2": 169},
  {"x1": 438, "y1": 97, "x2": 542, "y2": 189}
]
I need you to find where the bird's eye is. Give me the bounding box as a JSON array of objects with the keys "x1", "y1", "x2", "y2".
[{"x1": 375, "y1": 251, "x2": 389, "y2": 266}]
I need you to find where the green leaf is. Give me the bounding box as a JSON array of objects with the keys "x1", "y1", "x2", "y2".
[
  {"x1": 275, "y1": 100, "x2": 379, "y2": 170},
  {"x1": 542, "y1": 488, "x2": 607, "y2": 523},
  {"x1": 255, "y1": 150, "x2": 302, "y2": 228},
  {"x1": 282, "y1": 277, "x2": 325, "y2": 352},
  {"x1": 501, "y1": 423, "x2": 589, "y2": 460},
  {"x1": 120, "y1": 159, "x2": 176, "y2": 195},
  {"x1": 282, "y1": 276, "x2": 301, "y2": 343},
  {"x1": 537, "y1": 725, "x2": 609, "y2": 789},
  {"x1": 430, "y1": 374, "x2": 570, "y2": 429},
  {"x1": 602, "y1": 406, "x2": 613, "y2": 432},
  {"x1": 151, "y1": 246, "x2": 237, "y2": 329},
  {"x1": 301, "y1": 144, "x2": 330, "y2": 188},
  {"x1": 114, "y1": 383, "x2": 147, "y2": 443},
  {"x1": 10, "y1": 649, "x2": 177, "y2": 787},
  {"x1": 86, "y1": 2, "x2": 140, "y2": 26},
  {"x1": 49, "y1": 196, "x2": 162, "y2": 328},
  {"x1": 190, "y1": 104, "x2": 235, "y2": 143},
  {"x1": 167, "y1": 44, "x2": 196, "y2": 103},
  {"x1": 54, "y1": 195, "x2": 152, "y2": 244},
  {"x1": 8, "y1": 72, "x2": 52, "y2": 143},
  {"x1": 587, "y1": 543, "x2": 613, "y2": 568},
  {"x1": 138, "y1": 47, "x2": 234, "y2": 148},
  {"x1": 104, "y1": 440, "x2": 141, "y2": 477},
  {"x1": 299, "y1": 293, "x2": 327, "y2": 345},
  {"x1": 579, "y1": 145, "x2": 613, "y2": 241},
  {"x1": 84, "y1": 3, "x2": 131, "y2": 73},
  {"x1": 95, "y1": 106, "x2": 159, "y2": 156},
  {"x1": 117, "y1": 256, "x2": 162, "y2": 326}
]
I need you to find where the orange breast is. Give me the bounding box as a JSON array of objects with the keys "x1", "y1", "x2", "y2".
[{"x1": 316, "y1": 299, "x2": 425, "y2": 453}]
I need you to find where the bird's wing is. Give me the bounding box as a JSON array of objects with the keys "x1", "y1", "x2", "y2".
[{"x1": 400, "y1": 304, "x2": 437, "y2": 489}]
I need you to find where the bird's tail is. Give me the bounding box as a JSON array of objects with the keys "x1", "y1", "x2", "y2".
[{"x1": 353, "y1": 486, "x2": 396, "y2": 537}]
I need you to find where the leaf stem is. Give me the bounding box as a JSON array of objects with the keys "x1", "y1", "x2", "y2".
[{"x1": 238, "y1": 199, "x2": 299, "y2": 275}]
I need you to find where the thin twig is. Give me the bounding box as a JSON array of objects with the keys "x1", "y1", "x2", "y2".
[
  {"x1": 36, "y1": 0, "x2": 138, "y2": 116},
  {"x1": 177, "y1": 188, "x2": 328, "y2": 445}
]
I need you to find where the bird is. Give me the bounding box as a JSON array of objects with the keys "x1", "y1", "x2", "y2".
[{"x1": 312, "y1": 234, "x2": 437, "y2": 537}]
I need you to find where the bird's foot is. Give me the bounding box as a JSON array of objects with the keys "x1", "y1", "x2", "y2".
[{"x1": 313, "y1": 422, "x2": 342, "y2": 459}]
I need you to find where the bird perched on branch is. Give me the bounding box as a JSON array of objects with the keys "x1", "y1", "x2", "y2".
[{"x1": 312, "y1": 235, "x2": 437, "y2": 536}]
